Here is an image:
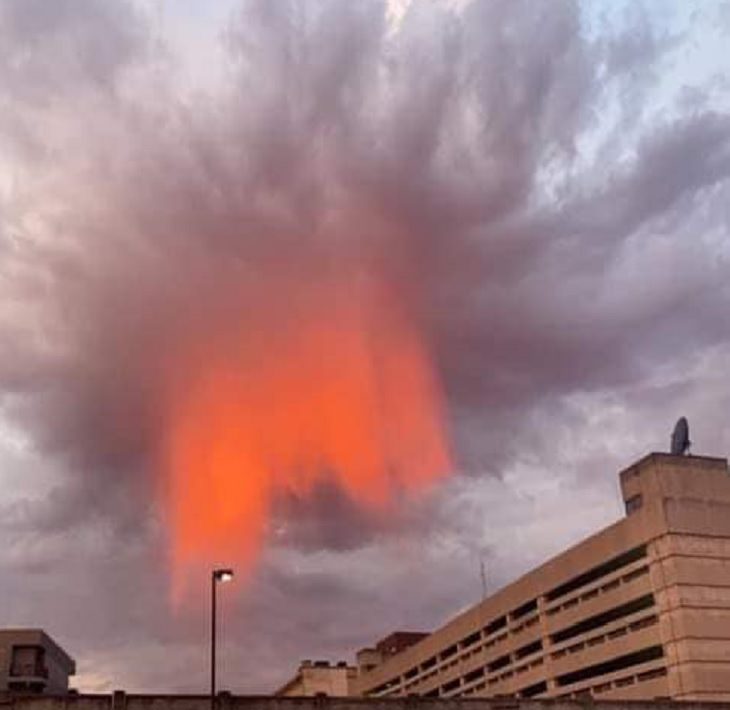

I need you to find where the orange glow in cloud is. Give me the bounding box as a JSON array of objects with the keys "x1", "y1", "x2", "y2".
[{"x1": 164, "y1": 276, "x2": 450, "y2": 599}]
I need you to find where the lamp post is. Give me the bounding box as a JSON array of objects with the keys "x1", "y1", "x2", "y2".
[{"x1": 211, "y1": 568, "x2": 234, "y2": 710}]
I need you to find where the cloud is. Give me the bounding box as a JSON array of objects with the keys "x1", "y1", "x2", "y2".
[{"x1": 1, "y1": 0, "x2": 729, "y2": 693}]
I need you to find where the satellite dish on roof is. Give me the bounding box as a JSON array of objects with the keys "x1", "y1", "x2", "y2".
[{"x1": 670, "y1": 417, "x2": 691, "y2": 456}]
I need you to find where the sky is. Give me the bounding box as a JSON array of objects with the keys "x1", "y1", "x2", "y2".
[{"x1": 1, "y1": 0, "x2": 730, "y2": 695}]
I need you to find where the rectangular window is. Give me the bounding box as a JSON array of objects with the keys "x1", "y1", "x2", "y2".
[
  {"x1": 487, "y1": 654, "x2": 511, "y2": 673},
  {"x1": 464, "y1": 668, "x2": 484, "y2": 684},
  {"x1": 515, "y1": 639, "x2": 542, "y2": 659},
  {"x1": 484, "y1": 616, "x2": 507, "y2": 635},
  {"x1": 440, "y1": 644, "x2": 457, "y2": 660},
  {"x1": 625, "y1": 494, "x2": 643, "y2": 515},
  {"x1": 545, "y1": 545, "x2": 647, "y2": 602},
  {"x1": 520, "y1": 680, "x2": 547, "y2": 698},
  {"x1": 442, "y1": 679, "x2": 460, "y2": 693},
  {"x1": 421, "y1": 656, "x2": 437, "y2": 671},
  {"x1": 556, "y1": 645, "x2": 663, "y2": 687},
  {"x1": 551, "y1": 594, "x2": 654, "y2": 645},
  {"x1": 511, "y1": 599, "x2": 537, "y2": 620},
  {"x1": 461, "y1": 631, "x2": 481, "y2": 648}
]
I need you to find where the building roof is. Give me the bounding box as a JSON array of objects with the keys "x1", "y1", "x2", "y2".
[{"x1": 375, "y1": 632, "x2": 429, "y2": 659}]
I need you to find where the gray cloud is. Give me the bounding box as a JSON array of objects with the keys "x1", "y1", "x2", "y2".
[{"x1": 1, "y1": 0, "x2": 729, "y2": 694}]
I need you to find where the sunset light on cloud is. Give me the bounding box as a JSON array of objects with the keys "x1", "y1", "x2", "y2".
[
  {"x1": 1, "y1": 0, "x2": 729, "y2": 694},
  {"x1": 166, "y1": 274, "x2": 450, "y2": 598}
]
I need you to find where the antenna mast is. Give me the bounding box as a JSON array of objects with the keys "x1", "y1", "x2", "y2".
[{"x1": 480, "y1": 558, "x2": 487, "y2": 601}]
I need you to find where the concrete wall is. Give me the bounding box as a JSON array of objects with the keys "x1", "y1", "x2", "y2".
[
  {"x1": 5, "y1": 698, "x2": 730, "y2": 710},
  {"x1": 276, "y1": 665, "x2": 357, "y2": 697}
]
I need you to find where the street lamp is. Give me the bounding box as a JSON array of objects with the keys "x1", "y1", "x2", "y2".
[{"x1": 211, "y1": 568, "x2": 234, "y2": 710}]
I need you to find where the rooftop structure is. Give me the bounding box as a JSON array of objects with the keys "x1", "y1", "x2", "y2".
[
  {"x1": 348, "y1": 452, "x2": 730, "y2": 701},
  {"x1": 0, "y1": 629, "x2": 75, "y2": 694},
  {"x1": 375, "y1": 632, "x2": 429, "y2": 659},
  {"x1": 275, "y1": 660, "x2": 357, "y2": 697},
  {"x1": 353, "y1": 632, "x2": 429, "y2": 676}
]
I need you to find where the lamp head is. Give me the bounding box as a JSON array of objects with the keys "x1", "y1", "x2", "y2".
[{"x1": 213, "y1": 568, "x2": 234, "y2": 583}]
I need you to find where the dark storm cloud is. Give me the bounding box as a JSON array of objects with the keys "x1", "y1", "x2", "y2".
[
  {"x1": 0, "y1": 0, "x2": 701, "y2": 480},
  {"x1": 1, "y1": 0, "x2": 730, "y2": 693},
  {"x1": 273, "y1": 482, "x2": 389, "y2": 552}
]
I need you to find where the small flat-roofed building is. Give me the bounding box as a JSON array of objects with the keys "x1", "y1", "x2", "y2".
[
  {"x1": 376, "y1": 632, "x2": 428, "y2": 660},
  {"x1": 354, "y1": 632, "x2": 429, "y2": 677},
  {"x1": 350, "y1": 453, "x2": 730, "y2": 701},
  {"x1": 0, "y1": 629, "x2": 76, "y2": 694},
  {"x1": 275, "y1": 660, "x2": 356, "y2": 696}
]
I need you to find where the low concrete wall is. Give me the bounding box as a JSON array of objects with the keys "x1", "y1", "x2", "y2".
[{"x1": 2, "y1": 696, "x2": 730, "y2": 710}]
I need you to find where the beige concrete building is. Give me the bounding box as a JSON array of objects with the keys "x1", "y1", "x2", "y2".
[
  {"x1": 350, "y1": 453, "x2": 730, "y2": 701},
  {"x1": 0, "y1": 629, "x2": 75, "y2": 694},
  {"x1": 275, "y1": 660, "x2": 357, "y2": 696}
]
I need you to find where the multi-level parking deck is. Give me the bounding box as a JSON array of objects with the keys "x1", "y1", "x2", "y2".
[{"x1": 352, "y1": 453, "x2": 730, "y2": 701}]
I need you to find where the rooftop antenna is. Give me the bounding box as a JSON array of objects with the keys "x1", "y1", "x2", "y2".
[
  {"x1": 480, "y1": 558, "x2": 487, "y2": 601},
  {"x1": 670, "y1": 416, "x2": 691, "y2": 456}
]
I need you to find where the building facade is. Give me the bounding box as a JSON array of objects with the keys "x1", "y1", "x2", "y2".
[
  {"x1": 275, "y1": 660, "x2": 357, "y2": 696},
  {"x1": 350, "y1": 453, "x2": 730, "y2": 701},
  {"x1": 0, "y1": 629, "x2": 75, "y2": 694}
]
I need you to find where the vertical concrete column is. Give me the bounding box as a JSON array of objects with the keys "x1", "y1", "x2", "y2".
[
  {"x1": 647, "y1": 536, "x2": 682, "y2": 698},
  {"x1": 536, "y1": 595, "x2": 556, "y2": 694}
]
